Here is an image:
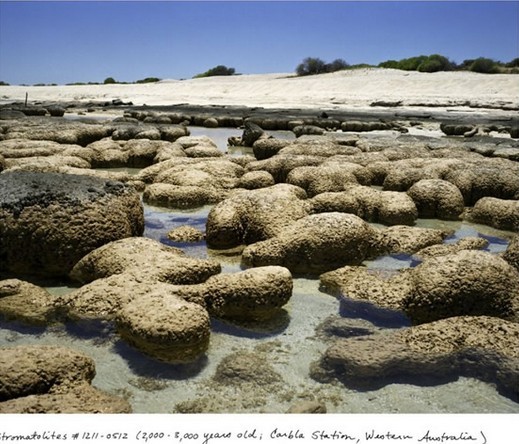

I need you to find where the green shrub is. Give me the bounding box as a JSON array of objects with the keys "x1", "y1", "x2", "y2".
[
  {"x1": 136, "y1": 77, "x2": 161, "y2": 83},
  {"x1": 296, "y1": 57, "x2": 350, "y2": 76},
  {"x1": 325, "y1": 58, "x2": 350, "y2": 72},
  {"x1": 194, "y1": 65, "x2": 236, "y2": 78},
  {"x1": 296, "y1": 57, "x2": 327, "y2": 76},
  {"x1": 418, "y1": 54, "x2": 454, "y2": 73},
  {"x1": 469, "y1": 58, "x2": 500, "y2": 74},
  {"x1": 506, "y1": 58, "x2": 519, "y2": 68},
  {"x1": 0, "y1": 81, "x2": 10, "y2": 86},
  {"x1": 103, "y1": 77, "x2": 117, "y2": 84},
  {"x1": 378, "y1": 60, "x2": 400, "y2": 69}
]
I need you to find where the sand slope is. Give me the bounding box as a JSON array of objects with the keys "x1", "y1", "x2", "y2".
[{"x1": 1, "y1": 68, "x2": 518, "y2": 110}]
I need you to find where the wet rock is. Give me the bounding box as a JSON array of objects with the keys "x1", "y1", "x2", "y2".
[
  {"x1": 403, "y1": 250, "x2": 519, "y2": 324},
  {"x1": 242, "y1": 213, "x2": 384, "y2": 275},
  {"x1": 0, "y1": 344, "x2": 94, "y2": 401},
  {"x1": 203, "y1": 266, "x2": 293, "y2": 321},
  {"x1": 3, "y1": 121, "x2": 113, "y2": 146},
  {"x1": 158, "y1": 125, "x2": 190, "y2": 142},
  {"x1": 206, "y1": 184, "x2": 308, "y2": 249},
  {"x1": 167, "y1": 225, "x2": 205, "y2": 242},
  {"x1": 279, "y1": 140, "x2": 360, "y2": 158},
  {"x1": 87, "y1": 138, "x2": 171, "y2": 168},
  {"x1": 467, "y1": 197, "x2": 519, "y2": 232},
  {"x1": 143, "y1": 183, "x2": 226, "y2": 209},
  {"x1": 155, "y1": 158, "x2": 243, "y2": 186},
  {"x1": 3, "y1": 155, "x2": 91, "y2": 172},
  {"x1": 440, "y1": 123, "x2": 476, "y2": 136},
  {"x1": 407, "y1": 179, "x2": 465, "y2": 220},
  {"x1": 287, "y1": 164, "x2": 366, "y2": 197},
  {"x1": 69, "y1": 237, "x2": 220, "y2": 285},
  {"x1": 0, "y1": 171, "x2": 144, "y2": 277},
  {"x1": 380, "y1": 225, "x2": 453, "y2": 255},
  {"x1": 116, "y1": 293, "x2": 211, "y2": 363},
  {"x1": 286, "y1": 400, "x2": 327, "y2": 413},
  {"x1": 246, "y1": 154, "x2": 324, "y2": 183},
  {"x1": 0, "y1": 279, "x2": 57, "y2": 325},
  {"x1": 237, "y1": 171, "x2": 276, "y2": 189},
  {"x1": 59, "y1": 274, "x2": 206, "y2": 320},
  {"x1": 213, "y1": 351, "x2": 281, "y2": 385},
  {"x1": 252, "y1": 138, "x2": 291, "y2": 160},
  {"x1": 312, "y1": 316, "x2": 519, "y2": 401},
  {"x1": 503, "y1": 235, "x2": 519, "y2": 271},
  {"x1": 0, "y1": 382, "x2": 132, "y2": 413},
  {"x1": 292, "y1": 125, "x2": 325, "y2": 137},
  {"x1": 0, "y1": 345, "x2": 131, "y2": 413},
  {"x1": 413, "y1": 237, "x2": 489, "y2": 260},
  {"x1": 0, "y1": 109, "x2": 26, "y2": 120},
  {"x1": 203, "y1": 117, "x2": 219, "y2": 128},
  {"x1": 341, "y1": 121, "x2": 391, "y2": 132},
  {"x1": 320, "y1": 266, "x2": 413, "y2": 324},
  {"x1": 242, "y1": 121, "x2": 266, "y2": 147},
  {"x1": 444, "y1": 164, "x2": 519, "y2": 206},
  {"x1": 46, "y1": 105, "x2": 66, "y2": 117}
]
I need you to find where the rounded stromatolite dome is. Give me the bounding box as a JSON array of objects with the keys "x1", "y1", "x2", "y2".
[{"x1": 0, "y1": 171, "x2": 144, "y2": 277}]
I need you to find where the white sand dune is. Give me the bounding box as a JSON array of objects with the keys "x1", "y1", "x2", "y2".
[{"x1": 1, "y1": 68, "x2": 518, "y2": 111}]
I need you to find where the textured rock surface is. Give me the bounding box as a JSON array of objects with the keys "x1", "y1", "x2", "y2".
[
  {"x1": 407, "y1": 179, "x2": 465, "y2": 220},
  {"x1": 203, "y1": 266, "x2": 293, "y2": 320},
  {"x1": 403, "y1": 250, "x2": 519, "y2": 324},
  {"x1": 312, "y1": 316, "x2": 519, "y2": 401},
  {"x1": 167, "y1": 225, "x2": 205, "y2": 242},
  {"x1": 0, "y1": 345, "x2": 130, "y2": 412},
  {"x1": 0, "y1": 279, "x2": 57, "y2": 325},
  {"x1": 412, "y1": 236, "x2": 488, "y2": 260},
  {"x1": 116, "y1": 293, "x2": 211, "y2": 363},
  {"x1": 380, "y1": 225, "x2": 453, "y2": 254},
  {"x1": 206, "y1": 184, "x2": 308, "y2": 249},
  {"x1": 503, "y1": 235, "x2": 519, "y2": 271},
  {"x1": 69, "y1": 237, "x2": 220, "y2": 284},
  {"x1": 242, "y1": 213, "x2": 384, "y2": 274},
  {"x1": 213, "y1": 351, "x2": 282, "y2": 385},
  {"x1": 468, "y1": 197, "x2": 519, "y2": 231},
  {"x1": 0, "y1": 171, "x2": 144, "y2": 277},
  {"x1": 58, "y1": 274, "x2": 205, "y2": 320}
]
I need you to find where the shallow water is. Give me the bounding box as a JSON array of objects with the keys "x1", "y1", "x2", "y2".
[{"x1": 1, "y1": 126, "x2": 518, "y2": 413}]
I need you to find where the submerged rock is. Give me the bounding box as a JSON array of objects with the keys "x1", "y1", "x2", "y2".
[
  {"x1": 0, "y1": 345, "x2": 131, "y2": 412},
  {"x1": 321, "y1": 250, "x2": 519, "y2": 326},
  {"x1": 0, "y1": 279, "x2": 57, "y2": 325},
  {"x1": 167, "y1": 225, "x2": 205, "y2": 242},
  {"x1": 213, "y1": 351, "x2": 282, "y2": 385},
  {"x1": 312, "y1": 316, "x2": 519, "y2": 401},
  {"x1": 0, "y1": 171, "x2": 144, "y2": 277}
]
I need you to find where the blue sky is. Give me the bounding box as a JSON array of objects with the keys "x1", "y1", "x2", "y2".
[{"x1": 1, "y1": 1, "x2": 518, "y2": 85}]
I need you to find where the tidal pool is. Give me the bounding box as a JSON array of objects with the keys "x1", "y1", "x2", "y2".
[{"x1": 1, "y1": 126, "x2": 517, "y2": 413}]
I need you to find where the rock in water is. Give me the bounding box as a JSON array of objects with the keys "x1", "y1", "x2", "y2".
[{"x1": 0, "y1": 171, "x2": 144, "y2": 277}]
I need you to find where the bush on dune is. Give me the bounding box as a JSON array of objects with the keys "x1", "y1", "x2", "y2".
[{"x1": 295, "y1": 57, "x2": 350, "y2": 76}]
